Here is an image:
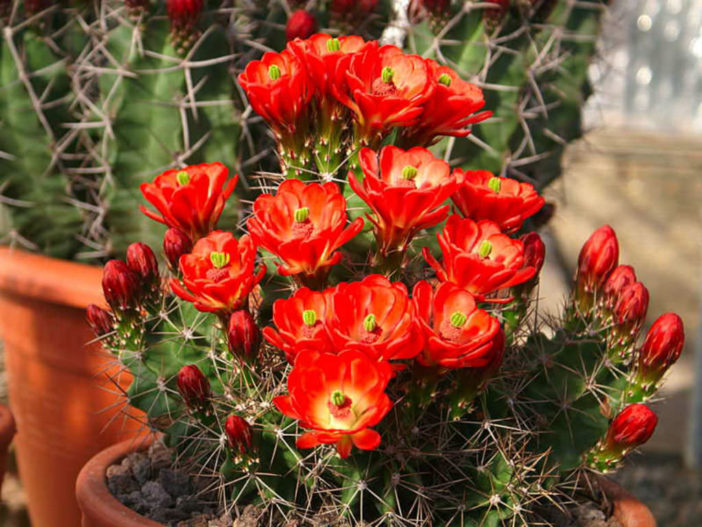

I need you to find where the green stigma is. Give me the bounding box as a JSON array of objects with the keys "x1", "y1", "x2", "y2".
[
  {"x1": 331, "y1": 390, "x2": 347, "y2": 407},
  {"x1": 210, "y1": 251, "x2": 231, "y2": 268},
  {"x1": 401, "y1": 166, "x2": 418, "y2": 180},
  {"x1": 363, "y1": 314, "x2": 377, "y2": 332},
  {"x1": 326, "y1": 38, "x2": 340, "y2": 52},
  {"x1": 478, "y1": 240, "x2": 493, "y2": 259},
  {"x1": 176, "y1": 170, "x2": 190, "y2": 185},
  {"x1": 438, "y1": 73, "x2": 452, "y2": 86},
  {"x1": 268, "y1": 64, "x2": 281, "y2": 81},
  {"x1": 302, "y1": 309, "x2": 317, "y2": 326},
  {"x1": 294, "y1": 207, "x2": 310, "y2": 223},
  {"x1": 450, "y1": 312, "x2": 468, "y2": 328},
  {"x1": 488, "y1": 177, "x2": 502, "y2": 193},
  {"x1": 381, "y1": 66, "x2": 394, "y2": 84}
]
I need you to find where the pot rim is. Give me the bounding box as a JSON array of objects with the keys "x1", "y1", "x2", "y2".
[
  {"x1": 597, "y1": 475, "x2": 657, "y2": 527},
  {"x1": 0, "y1": 247, "x2": 104, "y2": 310},
  {"x1": 76, "y1": 435, "x2": 165, "y2": 527}
]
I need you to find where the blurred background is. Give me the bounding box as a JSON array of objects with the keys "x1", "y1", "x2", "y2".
[{"x1": 0, "y1": 0, "x2": 700, "y2": 525}]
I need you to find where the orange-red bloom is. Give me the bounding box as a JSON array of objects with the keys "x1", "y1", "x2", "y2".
[
  {"x1": 452, "y1": 170, "x2": 544, "y2": 233},
  {"x1": 423, "y1": 216, "x2": 536, "y2": 300},
  {"x1": 413, "y1": 281, "x2": 501, "y2": 369},
  {"x1": 328, "y1": 275, "x2": 423, "y2": 362},
  {"x1": 238, "y1": 49, "x2": 312, "y2": 135},
  {"x1": 140, "y1": 162, "x2": 237, "y2": 241},
  {"x1": 171, "y1": 231, "x2": 264, "y2": 314},
  {"x1": 273, "y1": 349, "x2": 393, "y2": 458},
  {"x1": 334, "y1": 44, "x2": 432, "y2": 136},
  {"x1": 350, "y1": 146, "x2": 457, "y2": 256},
  {"x1": 247, "y1": 179, "x2": 363, "y2": 282},
  {"x1": 263, "y1": 287, "x2": 335, "y2": 363}
]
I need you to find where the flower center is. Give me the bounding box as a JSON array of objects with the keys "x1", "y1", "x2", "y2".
[
  {"x1": 210, "y1": 251, "x2": 230, "y2": 268},
  {"x1": 363, "y1": 313, "x2": 377, "y2": 332},
  {"x1": 294, "y1": 207, "x2": 310, "y2": 223},
  {"x1": 488, "y1": 177, "x2": 502, "y2": 193},
  {"x1": 326, "y1": 38, "x2": 340, "y2": 52},
  {"x1": 381, "y1": 66, "x2": 394, "y2": 84},
  {"x1": 478, "y1": 240, "x2": 493, "y2": 259},
  {"x1": 302, "y1": 309, "x2": 317, "y2": 326},
  {"x1": 268, "y1": 64, "x2": 281, "y2": 81},
  {"x1": 450, "y1": 311, "x2": 467, "y2": 327},
  {"x1": 328, "y1": 390, "x2": 353, "y2": 420},
  {"x1": 438, "y1": 73, "x2": 452, "y2": 87},
  {"x1": 401, "y1": 165, "x2": 418, "y2": 180},
  {"x1": 176, "y1": 170, "x2": 190, "y2": 185}
]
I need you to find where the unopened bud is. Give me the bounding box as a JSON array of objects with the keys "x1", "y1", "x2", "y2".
[
  {"x1": 520, "y1": 232, "x2": 545, "y2": 276},
  {"x1": 177, "y1": 365, "x2": 211, "y2": 409},
  {"x1": 575, "y1": 225, "x2": 619, "y2": 311},
  {"x1": 285, "y1": 10, "x2": 317, "y2": 41},
  {"x1": 102, "y1": 260, "x2": 141, "y2": 312},
  {"x1": 163, "y1": 228, "x2": 193, "y2": 271},
  {"x1": 228, "y1": 310, "x2": 262, "y2": 363},
  {"x1": 127, "y1": 242, "x2": 159, "y2": 289},
  {"x1": 225, "y1": 415, "x2": 253, "y2": 456},
  {"x1": 86, "y1": 304, "x2": 114, "y2": 337},
  {"x1": 636, "y1": 313, "x2": 685, "y2": 387},
  {"x1": 602, "y1": 265, "x2": 637, "y2": 310},
  {"x1": 605, "y1": 404, "x2": 657, "y2": 454}
]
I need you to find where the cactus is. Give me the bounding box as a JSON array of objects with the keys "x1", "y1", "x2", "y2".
[{"x1": 88, "y1": 32, "x2": 681, "y2": 526}]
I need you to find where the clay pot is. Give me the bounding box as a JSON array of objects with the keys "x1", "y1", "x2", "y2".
[
  {"x1": 76, "y1": 437, "x2": 163, "y2": 527},
  {"x1": 0, "y1": 403, "x2": 16, "y2": 491},
  {"x1": 0, "y1": 247, "x2": 143, "y2": 527},
  {"x1": 598, "y1": 476, "x2": 657, "y2": 527}
]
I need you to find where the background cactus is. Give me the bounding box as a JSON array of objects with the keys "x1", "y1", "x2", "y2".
[{"x1": 1, "y1": 0, "x2": 606, "y2": 260}]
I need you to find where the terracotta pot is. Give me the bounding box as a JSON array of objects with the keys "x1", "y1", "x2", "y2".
[
  {"x1": 598, "y1": 476, "x2": 657, "y2": 527},
  {"x1": 0, "y1": 403, "x2": 16, "y2": 491},
  {"x1": 0, "y1": 247, "x2": 143, "y2": 527},
  {"x1": 76, "y1": 437, "x2": 163, "y2": 527}
]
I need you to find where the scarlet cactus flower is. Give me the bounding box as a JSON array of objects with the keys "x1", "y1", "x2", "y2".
[
  {"x1": 334, "y1": 44, "x2": 433, "y2": 138},
  {"x1": 238, "y1": 49, "x2": 312, "y2": 136},
  {"x1": 102, "y1": 260, "x2": 141, "y2": 313},
  {"x1": 604, "y1": 404, "x2": 658, "y2": 455},
  {"x1": 451, "y1": 171, "x2": 544, "y2": 233},
  {"x1": 423, "y1": 216, "x2": 536, "y2": 300},
  {"x1": 177, "y1": 365, "x2": 211, "y2": 409},
  {"x1": 402, "y1": 60, "x2": 490, "y2": 146},
  {"x1": 273, "y1": 349, "x2": 393, "y2": 458},
  {"x1": 127, "y1": 242, "x2": 159, "y2": 289},
  {"x1": 349, "y1": 146, "x2": 457, "y2": 258},
  {"x1": 140, "y1": 162, "x2": 237, "y2": 241},
  {"x1": 575, "y1": 225, "x2": 619, "y2": 308},
  {"x1": 224, "y1": 415, "x2": 253, "y2": 457},
  {"x1": 163, "y1": 228, "x2": 193, "y2": 271},
  {"x1": 170, "y1": 231, "x2": 265, "y2": 315},
  {"x1": 247, "y1": 179, "x2": 363, "y2": 284},
  {"x1": 328, "y1": 275, "x2": 423, "y2": 362},
  {"x1": 602, "y1": 265, "x2": 637, "y2": 310},
  {"x1": 227, "y1": 310, "x2": 261, "y2": 363},
  {"x1": 412, "y1": 281, "x2": 501, "y2": 369},
  {"x1": 86, "y1": 304, "x2": 114, "y2": 337},
  {"x1": 286, "y1": 10, "x2": 318, "y2": 41},
  {"x1": 520, "y1": 232, "x2": 546, "y2": 276},
  {"x1": 167, "y1": 0, "x2": 203, "y2": 34},
  {"x1": 636, "y1": 313, "x2": 685, "y2": 387},
  {"x1": 263, "y1": 287, "x2": 335, "y2": 363}
]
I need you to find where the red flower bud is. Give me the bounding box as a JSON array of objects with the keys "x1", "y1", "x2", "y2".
[
  {"x1": 177, "y1": 365, "x2": 211, "y2": 409},
  {"x1": 605, "y1": 404, "x2": 657, "y2": 453},
  {"x1": 637, "y1": 313, "x2": 685, "y2": 386},
  {"x1": 520, "y1": 232, "x2": 546, "y2": 276},
  {"x1": 86, "y1": 304, "x2": 114, "y2": 337},
  {"x1": 286, "y1": 10, "x2": 317, "y2": 41},
  {"x1": 127, "y1": 242, "x2": 159, "y2": 287},
  {"x1": 163, "y1": 228, "x2": 193, "y2": 271},
  {"x1": 602, "y1": 265, "x2": 637, "y2": 309},
  {"x1": 224, "y1": 415, "x2": 253, "y2": 456},
  {"x1": 483, "y1": 0, "x2": 510, "y2": 31},
  {"x1": 575, "y1": 225, "x2": 619, "y2": 310},
  {"x1": 167, "y1": 0, "x2": 203, "y2": 34},
  {"x1": 612, "y1": 281, "x2": 649, "y2": 337},
  {"x1": 227, "y1": 310, "x2": 261, "y2": 363},
  {"x1": 102, "y1": 260, "x2": 141, "y2": 312}
]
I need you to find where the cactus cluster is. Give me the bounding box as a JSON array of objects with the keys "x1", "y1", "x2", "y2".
[
  {"x1": 87, "y1": 28, "x2": 682, "y2": 526},
  {"x1": 1, "y1": 0, "x2": 606, "y2": 260}
]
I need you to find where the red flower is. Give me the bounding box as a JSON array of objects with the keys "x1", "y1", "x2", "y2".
[
  {"x1": 286, "y1": 10, "x2": 317, "y2": 41},
  {"x1": 328, "y1": 275, "x2": 423, "y2": 362},
  {"x1": 228, "y1": 310, "x2": 262, "y2": 363},
  {"x1": 247, "y1": 179, "x2": 363, "y2": 282},
  {"x1": 334, "y1": 44, "x2": 433, "y2": 137},
  {"x1": 140, "y1": 162, "x2": 237, "y2": 241},
  {"x1": 263, "y1": 287, "x2": 335, "y2": 363},
  {"x1": 224, "y1": 415, "x2": 253, "y2": 457},
  {"x1": 170, "y1": 231, "x2": 265, "y2": 314},
  {"x1": 273, "y1": 349, "x2": 393, "y2": 458},
  {"x1": 402, "y1": 60, "x2": 490, "y2": 146},
  {"x1": 451, "y1": 171, "x2": 544, "y2": 233},
  {"x1": 636, "y1": 313, "x2": 685, "y2": 387},
  {"x1": 412, "y1": 281, "x2": 501, "y2": 369},
  {"x1": 238, "y1": 49, "x2": 312, "y2": 135},
  {"x1": 177, "y1": 365, "x2": 211, "y2": 409},
  {"x1": 605, "y1": 404, "x2": 657, "y2": 453},
  {"x1": 575, "y1": 225, "x2": 619, "y2": 306},
  {"x1": 350, "y1": 146, "x2": 457, "y2": 257},
  {"x1": 423, "y1": 216, "x2": 536, "y2": 300}
]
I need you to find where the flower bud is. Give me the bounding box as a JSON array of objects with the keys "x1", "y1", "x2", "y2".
[
  {"x1": 224, "y1": 415, "x2": 253, "y2": 456},
  {"x1": 163, "y1": 228, "x2": 193, "y2": 271},
  {"x1": 127, "y1": 242, "x2": 159, "y2": 288},
  {"x1": 86, "y1": 304, "x2": 114, "y2": 337},
  {"x1": 575, "y1": 225, "x2": 619, "y2": 311},
  {"x1": 602, "y1": 265, "x2": 637, "y2": 310},
  {"x1": 285, "y1": 10, "x2": 317, "y2": 41},
  {"x1": 637, "y1": 313, "x2": 685, "y2": 387},
  {"x1": 177, "y1": 365, "x2": 211, "y2": 409},
  {"x1": 102, "y1": 260, "x2": 141, "y2": 312},
  {"x1": 605, "y1": 404, "x2": 657, "y2": 454},
  {"x1": 227, "y1": 310, "x2": 261, "y2": 363},
  {"x1": 167, "y1": 0, "x2": 203, "y2": 47},
  {"x1": 520, "y1": 232, "x2": 545, "y2": 276},
  {"x1": 612, "y1": 281, "x2": 649, "y2": 337}
]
